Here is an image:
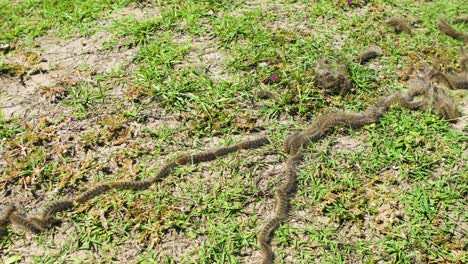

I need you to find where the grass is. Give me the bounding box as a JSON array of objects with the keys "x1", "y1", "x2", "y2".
[
  {"x1": 0, "y1": 113, "x2": 22, "y2": 140},
  {"x1": 0, "y1": 0, "x2": 467, "y2": 263},
  {"x1": 0, "y1": 0, "x2": 135, "y2": 42}
]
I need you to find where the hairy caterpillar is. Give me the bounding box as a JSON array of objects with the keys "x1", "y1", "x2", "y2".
[
  {"x1": 359, "y1": 46, "x2": 382, "y2": 64},
  {"x1": 111, "y1": 180, "x2": 152, "y2": 191},
  {"x1": 0, "y1": 205, "x2": 16, "y2": 227},
  {"x1": 432, "y1": 71, "x2": 468, "y2": 90},
  {"x1": 8, "y1": 209, "x2": 44, "y2": 234},
  {"x1": 152, "y1": 161, "x2": 178, "y2": 181},
  {"x1": 41, "y1": 199, "x2": 74, "y2": 220},
  {"x1": 453, "y1": 16, "x2": 468, "y2": 24},
  {"x1": 437, "y1": 19, "x2": 468, "y2": 41},
  {"x1": 175, "y1": 137, "x2": 269, "y2": 165},
  {"x1": 73, "y1": 184, "x2": 111, "y2": 204},
  {"x1": 235, "y1": 136, "x2": 270, "y2": 150},
  {"x1": 314, "y1": 58, "x2": 352, "y2": 95},
  {"x1": 387, "y1": 17, "x2": 411, "y2": 34}
]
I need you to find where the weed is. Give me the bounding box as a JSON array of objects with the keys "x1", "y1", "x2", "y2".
[{"x1": 64, "y1": 81, "x2": 107, "y2": 117}]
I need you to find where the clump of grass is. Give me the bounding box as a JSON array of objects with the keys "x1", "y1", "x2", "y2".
[
  {"x1": 64, "y1": 81, "x2": 107, "y2": 118},
  {"x1": 0, "y1": 118, "x2": 56, "y2": 184},
  {"x1": 0, "y1": 113, "x2": 22, "y2": 139},
  {"x1": 0, "y1": 0, "x2": 135, "y2": 43}
]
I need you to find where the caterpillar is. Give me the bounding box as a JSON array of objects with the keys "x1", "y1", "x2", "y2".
[
  {"x1": 111, "y1": 180, "x2": 153, "y2": 191},
  {"x1": 359, "y1": 46, "x2": 382, "y2": 65},
  {"x1": 8, "y1": 208, "x2": 44, "y2": 234},
  {"x1": 453, "y1": 16, "x2": 468, "y2": 24},
  {"x1": 41, "y1": 199, "x2": 74, "y2": 220},
  {"x1": 73, "y1": 184, "x2": 112, "y2": 204},
  {"x1": 387, "y1": 17, "x2": 411, "y2": 34},
  {"x1": 437, "y1": 19, "x2": 468, "y2": 41}
]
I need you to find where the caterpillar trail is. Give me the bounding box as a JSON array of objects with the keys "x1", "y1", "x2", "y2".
[
  {"x1": 73, "y1": 184, "x2": 112, "y2": 204},
  {"x1": 430, "y1": 51, "x2": 468, "y2": 90},
  {"x1": 190, "y1": 152, "x2": 218, "y2": 163},
  {"x1": 437, "y1": 19, "x2": 468, "y2": 41},
  {"x1": 258, "y1": 152, "x2": 302, "y2": 264},
  {"x1": 111, "y1": 180, "x2": 153, "y2": 191},
  {"x1": 453, "y1": 16, "x2": 468, "y2": 24},
  {"x1": 387, "y1": 17, "x2": 411, "y2": 34},
  {"x1": 258, "y1": 68, "x2": 462, "y2": 263},
  {"x1": 442, "y1": 73, "x2": 467, "y2": 90},
  {"x1": 0, "y1": 136, "x2": 268, "y2": 234},
  {"x1": 154, "y1": 161, "x2": 178, "y2": 179},
  {"x1": 8, "y1": 207, "x2": 44, "y2": 234},
  {"x1": 176, "y1": 136, "x2": 270, "y2": 165},
  {"x1": 0, "y1": 16, "x2": 465, "y2": 263},
  {"x1": 235, "y1": 136, "x2": 270, "y2": 150},
  {"x1": 314, "y1": 58, "x2": 352, "y2": 95},
  {"x1": 283, "y1": 132, "x2": 301, "y2": 155},
  {"x1": 359, "y1": 46, "x2": 382, "y2": 65},
  {"x1": 41, "y1": 200, "x2": 74, "y2": 220},
  {"x1": 213, "y1": 145, "x2": 238, "y2": 157}
]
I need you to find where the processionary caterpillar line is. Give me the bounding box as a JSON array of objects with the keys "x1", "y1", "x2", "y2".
[
  {"x1": 0, "y1": 136, "x2": 269, "y2": 234},
  {"x1": 0, "y1": 69, "x2": 463, "y2": 262},
  {"x1": 437, "y1": 19, "x2": 468, "y2": 42},
  {"x1": 257, "y1": 69, "x2": 461, "y2": 264},
  {"x1": 0, "y1": 17, "x2": 465, "y2": 263}
]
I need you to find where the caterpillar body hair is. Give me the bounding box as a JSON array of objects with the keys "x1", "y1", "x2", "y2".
[
  {"x1": 234, "y1": 136, "x2": 270, "y2": 150},
  {"x1": 176, "y1": 136, "x2": 268, "y2": 166},
  {"x1": 152, "y1": 161, "x2": 178, "y2": 182},
  {"x1": 73, "y1": 184, "x2": 111, "y2": 204},
  {"x1": 431, "y1": 70, "x2": 457, "y2": 90},
  {"x1": 41, "y1": 199, "x2": 74, "y2": 220},
  {"x1": 258, "y1": 152, "x2": 303, "y2": 264},
  {"x1": 359, "y1": 47, "x2": 382, "y2": 64},
  {"x1": 444, "y1": 73, "x2": 468, "y2": 90},
  {"x1": 9, "y1": 212, "x2": 44, "y2": 234},
  {"x1": 437, "y1": 19, "x2": 468, "y2": 41},
  {"x1": 190, "y1": 151, "x2": 217, "y2": 163},
  {"x1": 258, "y1": 216, "x2": 281, "y2": 264},
  {"x1": 0, "y1": 205, "x2": 16, "y2": 227},
  {"x1": 111, "y1": 180, "x2": 152, "y2": 191},
  {"x1": 284, "y1": 132, "x2": 300, "y2": 154},
  {"x1": 213, "y1": 145, "x2": 238, "y2": 157},
  {"x1": 453, "y1": 16, "x2": 468, "y2": 24},
  {"x1": 425, "y1": 86, "x2": 460, "y2": 120},
  {"x1": 287, "y1": 133, "x2": 307, "y2": 156},
  {"x1": 175, "y1": 153, "x2": 191, "y2": 165},
  {"x1": 367, "y1": 104, "x2": 389, "y2": 118},
  {"x1": 28, "y1": 217, "x2": 47, "y2": 228},
  {"x1": 283, "y1": 153, "x2": 302, "y2": 195},
  {"x1": 387, "y1": 17, "x2": 411, "y2": 34}
]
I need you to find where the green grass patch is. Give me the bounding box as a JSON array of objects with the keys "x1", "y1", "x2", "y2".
[{"x1": 0, "y1": 0, "x2": 135, "y2": 43}]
